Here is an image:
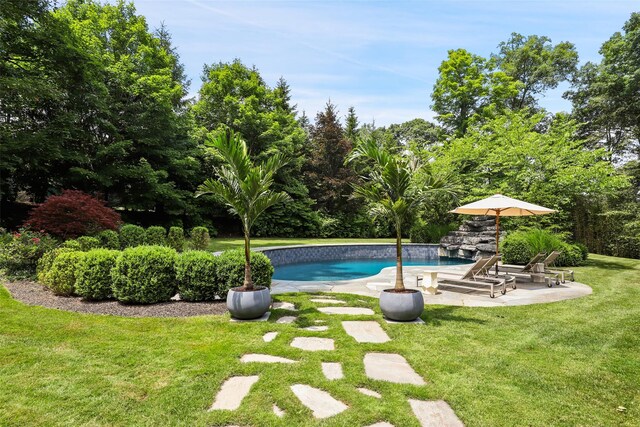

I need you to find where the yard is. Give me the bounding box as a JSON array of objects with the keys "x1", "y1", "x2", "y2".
[{"x1": 1, "y1": 250, "x2": 638, "y2": 426}]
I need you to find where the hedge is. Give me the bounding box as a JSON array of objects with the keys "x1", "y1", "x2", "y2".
[
  {"x1": 216, "y1": 250, "x2": 273, "y2": 298},
  {"x1": 43, "y1": 251, "x2": 86, "y2": 296},
  {"x1": 77, "y1": 236, "x2": 101, "y2": 251},
  {"x1": 97, "y1": 229, "x2": 120, "y2": 250},
  {"x1": 119, "y1": 224, "x2": 145, "y2": 249},
  {"x1": 190, "y1": 227, "x2": 210, "y2": 251},
  {"x1": 501, "y1": 228, "x2": 586, "y2": 267},
  {"x1": 167, "y1": 226, "x2": 185, "y2": 252},
  {"x1": 176, "y1": 251, "x2": 219, "y2": 301},
  {"x1": 75, "y1": 249, "x2": 120, "y2": 300},
  {"x1": 111, "y1": 246, "x2": 177, "y2": 304},
  {"x1": 145, "y1": 226, "x2": 166, "y2": 246},
  {"x1": 36, "y1": 247, "x2": 74, "y2": 283}
]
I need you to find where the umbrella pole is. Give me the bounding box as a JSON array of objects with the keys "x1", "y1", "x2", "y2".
[{"x1": 495, "y1": 211, "x2": 500, "y2": 275}]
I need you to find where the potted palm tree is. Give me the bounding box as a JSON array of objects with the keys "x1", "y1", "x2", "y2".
[
  {"x1": 347, "y1": 136, "x2": 455, "y2": 321},
  {"x1": 197, "y1": 130, "x2": 290, "y2": 319}
]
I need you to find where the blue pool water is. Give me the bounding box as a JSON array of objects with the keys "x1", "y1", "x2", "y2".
[{"x1": 272, "y1": 257, "x2": 472, "y2": 281}]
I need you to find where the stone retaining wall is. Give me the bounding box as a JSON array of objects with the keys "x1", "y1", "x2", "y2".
[{"x1": 439, "y1": 216, "x2": 502, "y2": 260}]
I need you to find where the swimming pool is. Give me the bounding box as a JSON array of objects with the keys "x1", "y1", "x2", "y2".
[{"x1": 272, "y1": 257, "x2": 472, "y2": 281}]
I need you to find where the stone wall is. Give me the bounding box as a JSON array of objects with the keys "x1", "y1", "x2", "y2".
[{"x1": 439, "y1": 216, "x2": 502, "y2": 260}]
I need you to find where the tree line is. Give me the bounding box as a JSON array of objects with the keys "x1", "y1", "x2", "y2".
[{"x1": 1, "y1": 0, "x2": 638, "y2": 257}]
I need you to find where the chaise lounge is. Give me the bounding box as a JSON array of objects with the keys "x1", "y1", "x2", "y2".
[{"x1": 436, "y1": 257, "x2": 508, "y2": 298}]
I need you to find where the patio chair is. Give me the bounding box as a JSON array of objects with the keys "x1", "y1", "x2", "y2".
[
  {"x1": 498, "y1": 253, "x2": 546, "y2": 274},
  {"x1": 498, "y1": 252, "x2": 559, "y2": 287},
  {"x1": 438, "y1": 257, "x2": 507, "y2": 298},
  {"x1": 543, "y1": 250, "x2": 574, "y2": 283}
]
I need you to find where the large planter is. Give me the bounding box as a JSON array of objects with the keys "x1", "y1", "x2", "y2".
[
  {"x1": 226, "y1": 286, "x2": 271, "y2": 320},
  {"x1": 379, "y1": 289, "x2": 424, "y2": 321}
]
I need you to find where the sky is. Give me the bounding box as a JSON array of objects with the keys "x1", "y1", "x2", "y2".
[{"x1": 128, "y1": 0, "x2": 639, "y2": 126}]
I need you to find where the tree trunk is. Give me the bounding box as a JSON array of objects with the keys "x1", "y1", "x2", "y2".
[
  {"x1": 395, "y1": 223, "x2": 405, "y2": 291},
  {"x1": 243, "y1": 228, "x2": 253, "y2": 290}
]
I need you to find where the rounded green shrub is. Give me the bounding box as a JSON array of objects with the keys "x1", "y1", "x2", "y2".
[
  {"x1": 97, "y1": 229, "x2": 120, "y2": 249},
  {"x1": 501, "y1": 234, "x2": 533, "y2": 265},
  {"x1": 61, "y1": 239, "x2": 82, "y2": 250},
  {"x1": 77, "y1": 236, "x2": 101, "y2": 251},
  {"x1": 43, "y1": 251, "x2": 85, "y2": 296},
  {"x1": 36, "y1": 247, "x2": 73, "y2": 282},
  {"x1": 111, "y1": 246, "x2": 177, "y2": 304},
  {"x1": 190, "y1": 226, "x2": 210, "y2": 251},
  {"x1": 176, "y1": 251, "x2": 219, "y2": 301},
  {"x1": 167, "y1": 226, "x2": 185, "y2": 252},
  {"x1": 501, "y1": 228, "x2": 585, "y2": 267},
  {"x1": 119, "y1": 224, "x2": 145, "y2": 249},
  {"x1": 76, "y1": 249, "x2": 120, "y2": 300},
  {"x1": 216, "y1": 250, "x2": 273, "y2": 298},
  {"x1": 145, "y1": 226, "x2": 166, "y2": 246},
  {"x1": 557, "y1": 243, "x2": 583, "y2": 267}
]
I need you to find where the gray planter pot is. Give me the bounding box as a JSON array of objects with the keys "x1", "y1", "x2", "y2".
[
  {"x1": 379, "y1": 289, "x2": 424, "y2": 321},
  {"x1": 227, "y1": 286, "x2": 271, "y2": 320}
]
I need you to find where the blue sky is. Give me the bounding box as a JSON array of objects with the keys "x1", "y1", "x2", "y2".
[{"x1": 130, "y1": 0, "x2": 639, "y2": 126}]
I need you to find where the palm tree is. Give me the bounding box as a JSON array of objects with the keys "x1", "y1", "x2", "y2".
[
  {"x1": 196, "y1": 130, "x2": 290, "y2": 291},
  {"x1": 347, "y1": 136, "x2": 456, "y2": 291}
]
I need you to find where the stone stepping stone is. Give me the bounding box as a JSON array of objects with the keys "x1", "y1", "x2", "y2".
[
  {"x1": 290, "y1": 384, "x2": 348, "y2": 419},
  {"x1": 385, "y1": 317, "x2": 425, "y2": 324},
  {"x1": 209, "y1": 375, "x2": 259, "y2": 411},
  {"x1": 365, "y1": 423, "x2": 394, "y2": 427},
  {"x1": 291, "y1": 337, "x2": 335, "y2": 351},
  {"x1": 310, "y1": 298, "x2": 346, "y2": 304},
  {"x1": 240, "y1": 353, "x2": 296, "y2": 364},
  {"x1": 273, "y1": 404, "x2": 285, "y2": 418},
  {"x1": 273, "y1": 301, "x2": 297, "y2": 311},
  {"x1": 318, "y1": 307, "x2": 375, "y2": 315},
  {"x1": 302, "y1": 325, "x2": 329, "y2": 332},
  {"x1": 408, "y1": 399, "x2": 464, "y2": 427},
  {"x1": 342, "y1": 321, "x2": 391, "y2": 343},
  {"x1": 263, "y1": 332, "x2": 278, "y2": 342},
  {"x1": 230, "y1": 312, "x2": 270, "y2": 322},
  {"x1": 321, "y1": 362, "x2": 343, "y2": 380},
  {"x1": 276, "y1": 316, "x2": 297, "y2": 324},
  {"x1": 357, "y1": 387, "x2": 382, "y2": 398},
  {"x1": 364, "y1": 353, "x2": 425, "y2": 385}
]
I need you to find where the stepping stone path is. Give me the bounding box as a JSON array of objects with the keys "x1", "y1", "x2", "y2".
[
  {"x1": 342, "y1": 321, "x2": 390, "y2": 343},
  {"x1": 262, "y1": 331, "x2": 278, "y2": 342},
  {"x1": 408, "y1": 399, "x2": 464, "y2": 427},
  {"x1": 290, "y1": 384, "x2": 348, "y2": 419},
  {"x1": 364, "y1": 353, "x2": 425, "y2": 385},
  {"x1": 230, "y1": 312, "x2": 270, "y2": 322},
  {"x1": 276, "y1": 316, "x2": 297, "y2": 324},
  {"x1": 302, "y1": 325, "x2": 329, "y2": 331},
  {"x1": 240, "y1": 354, "x2": 296, "y2": 364},
  {"x1": 310, "y1": 298, "x2": 346, "y2": 304},
  {"x1": 272, "y1": 301, "x2": 297, "y2": 311},
  {"x1": 321, "y1": 362, "x2": 343, "y2": 380},
  {"x1": 272, "y1": 404, "x2": 285, "y2": 418},
  {"x1": 209, "y1": 376, "x2": 259, "y2": 411},
  {"x1": 318, "y1": 307, "x2": 375, "y2": 315},
  {"x1": 357, "y1": 387, "x2": 382, "y2": 398},
  {"x1": 291, "y1": 337, "x2": 335, "y2": 351}
]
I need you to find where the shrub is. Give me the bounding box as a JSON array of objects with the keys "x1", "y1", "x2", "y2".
[
  {"x1": 167, "y1": 227, "x2": 185, "y2": 252},
  {"x1": 501, "y1": 228, "x2": 585, "y2": 267},
  {"x1": 61, "y1": 239, "x2": 82, "y2": 250},
  {"x1": 557, "y1": 242, "x2": 583, "y2": 267},
  {"x1": 216, "y1": 250, "x2": 273, "y2": 298},
  {"x1": 23, "y1": 190, "x2": 121, "y2": 238},
  {"x1": 0, "y1": 229, "x2": 58, "y2": 279},
  {"x1": 119, "y1": 224, "x2": 145, "y2": 249},
  {"x1": 176, "y1": 251, "x2": 219, "y2": 301},
  {"x1": 36, "y1": 247, "x2": 73, "y2": 282},
  {"x1": 97, "y1": 230, "x2": 120, "y2": 250},
  {"x1": 43, "y1": 251, "x2": 85, "y2": 296},
  {"x1": 575, "y1": 242, "x2": 589, "y2": 261},
  {"x1": 111, "y1": 246, "x2": 177, "y2": 304},
  {"x1": 77, "y1": 236, "x2": 101, "y2": 251},
  {"x1": 410, "y1": 221, "x2": 457, "y2": 243},
  {"x1": 190, "y1": 227, "x2": 210, "y2": 250},
  {"x1": 145, "y1": 226, "x2": 166, "y2": 246},
  {"x1": 76, "y1": 249, "x2": 120, "y2": 300}
]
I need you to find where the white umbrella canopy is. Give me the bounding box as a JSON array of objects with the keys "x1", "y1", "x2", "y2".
[{"x1": 449, "y1": 194, "x2": 556, "y2": 261}]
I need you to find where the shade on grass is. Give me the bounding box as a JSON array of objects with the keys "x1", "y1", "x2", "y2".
[{"x1": 0, "y1": 254, "x2": 639, "y2": 426}]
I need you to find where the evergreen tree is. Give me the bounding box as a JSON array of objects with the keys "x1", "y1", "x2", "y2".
[{"x1": 345, "y1": 106, "x2": 359, "y2": 142}]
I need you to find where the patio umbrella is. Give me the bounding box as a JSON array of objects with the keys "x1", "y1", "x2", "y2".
[{"x1": 450, "y1": 194, "x2": 556, "y2": 272}]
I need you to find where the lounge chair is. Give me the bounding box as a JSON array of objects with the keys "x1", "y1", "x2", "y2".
[
  {"x1": 498, "y1": 252, "x2": 559, "y2": 287},
  {"x1": 499, "y1": 253, "x2": 546, "y2": 274},
  {"x1": 438, "y1": 257, "x2": 507, "y2": 298},
  {"x1": 543, "y1": 250, "x2": 574, "y2": 283}
]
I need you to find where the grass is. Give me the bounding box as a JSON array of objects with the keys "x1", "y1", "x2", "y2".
[
  {"x1": 208, "y1": 237, "x2": 409, "y2": 252},
  {"x1": 1, "y1": 253, "x2": 639, "y2": 426}
]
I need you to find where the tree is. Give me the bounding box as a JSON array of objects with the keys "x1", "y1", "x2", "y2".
[
  {"x1": 196, "y1": 131, "x2": 289, "y2": 290},
  {"x1": 304, "y1": 101, "x2": 358, "y2": 214},
  {"x1": 566, "y1": 13, "x2": 640, "y2": 161},
  {"x1": 345, "y1": 106, "x2": 359, "y2": 142},
  {"x1": 192, "y1": 60, "x2": 318, "y2": 236},
  {"x1": 493, "y1": 33, "x2": 578, "y2": 110},
  {"x1": 386, "y1": 118, "x2": 443, "y2": 150},
  {"x1": 347, "y1": 137, "x2": 455, "y2": 290}
]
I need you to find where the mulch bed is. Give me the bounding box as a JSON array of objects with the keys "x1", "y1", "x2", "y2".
[{"x1": 3, "y1": 280, "x2": 229, "y2": 318}]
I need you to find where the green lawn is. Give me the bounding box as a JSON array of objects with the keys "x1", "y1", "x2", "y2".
[
  {"x1": 1, "y1": 253, "x2": 639, "y2": 426},
  {"x1": 208, "y1": 237, "x2": 409, "y2": 252}
]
